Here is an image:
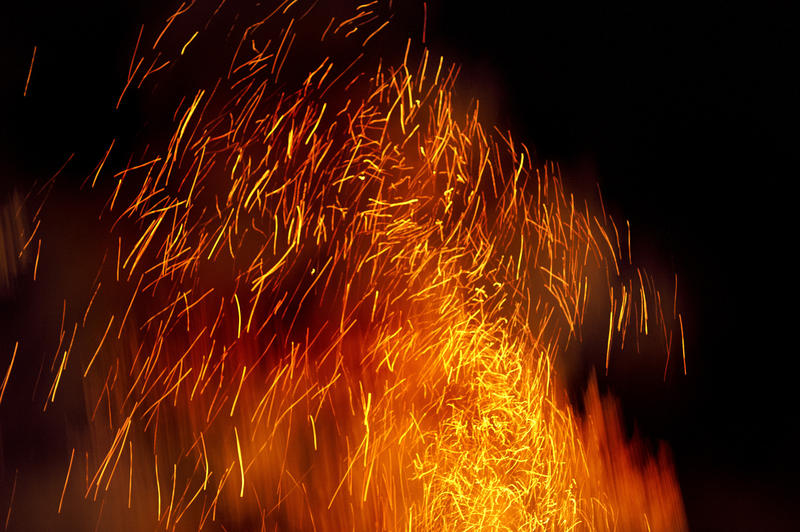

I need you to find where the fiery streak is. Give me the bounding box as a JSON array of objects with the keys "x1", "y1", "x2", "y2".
[
  {"x1": 234, "y1": 427, "x2": 245, "y2": 498},
  {"x1": 32, "y1": 238, "x2": 40, "y2": 281},
  {"x1": 4, "y1": 469, "x2": 17, "y2": 531},
  {"x1": 85, "y1": 315, "x2": 115, "y2": 377},
  {"x1": 680, "y1": 313, "x2": 687, "y2": 375},
  {"x1": 24, "y1": 45, "x2": 36, "y2": 97},
  {"x1": 0, "y1": 342, "x2": 17, "y2": 405},
  {"x1": 58, "y1": 448, "x2": 75, "y2": 514},
  {"x1": 5, "y1": 2, "x2": 689, "y2": 530}
]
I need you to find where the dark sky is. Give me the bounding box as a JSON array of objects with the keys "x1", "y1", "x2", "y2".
[{"x1": 1, "y1": 2, "x2": 797, "y2": 530}]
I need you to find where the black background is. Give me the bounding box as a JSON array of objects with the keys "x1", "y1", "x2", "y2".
[{"x1": 0, "y1": 2, "x2": 796, "y2": 530}]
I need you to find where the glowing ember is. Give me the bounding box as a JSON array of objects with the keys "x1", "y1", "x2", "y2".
[{"x1": 4, "y1": 2, "x2": 687, "y2": 530}]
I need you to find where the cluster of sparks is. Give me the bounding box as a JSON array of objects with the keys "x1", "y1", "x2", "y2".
[{"x1": 3, "y1": 1, "x2": 687, "y2": 530}]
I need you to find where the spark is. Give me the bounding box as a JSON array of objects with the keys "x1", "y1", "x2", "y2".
[
  {"x1": 33, "y1": 239, "x2": 40, "y2": 281},
  {"x1": 84, "y1": 315, "x2": 114, "y2": 378},
  {"x1": 58, "y1": 448, "x2": 75, "y2": 514},
  {"x1": 680, "y1": 313, "x2": 687, "y2": 375},
  {"x1": 234, "y1": 426, "x2": 244, "y2": 498},
  {"x1": 181, "y1": 31, "x2": 199, "y2": 56},
  {"x1": 24, "y1": 46, "x2": 36, "y2": 97},
  {"x1": 4, "y1": 469, "x2": 17, "y2": 531},
  {"x1": 0, "y1": 342, "x2": 18, "y2": 405},
  {"x1": 90, "y1": 139, "x2": 116, "y2": 188}
]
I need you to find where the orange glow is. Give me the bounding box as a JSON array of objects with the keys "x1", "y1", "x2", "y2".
[{"x1": 7, "y1": 2, "x2": 687, "y2": 530}]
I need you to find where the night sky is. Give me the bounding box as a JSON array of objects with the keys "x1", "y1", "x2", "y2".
[{"x1": 1, "y1": 2, "x2": 796, "y2": 530}]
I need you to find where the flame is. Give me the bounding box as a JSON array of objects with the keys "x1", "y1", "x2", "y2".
[{"x1": 4, "y1": 2, "x2": 687, "y2": 530}]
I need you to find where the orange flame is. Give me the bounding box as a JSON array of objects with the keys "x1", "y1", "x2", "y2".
[{"x1": 5, "y1": 2, "x2": 687, "y2": 530}]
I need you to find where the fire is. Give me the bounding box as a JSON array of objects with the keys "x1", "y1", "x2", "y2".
[{"x1": 3, "y1": 1, "x2": 686, "y2": 530}]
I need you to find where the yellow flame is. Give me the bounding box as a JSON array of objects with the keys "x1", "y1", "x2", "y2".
[{"x1": 13, "y1": 2, "x2": 687, "y2": 530}]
